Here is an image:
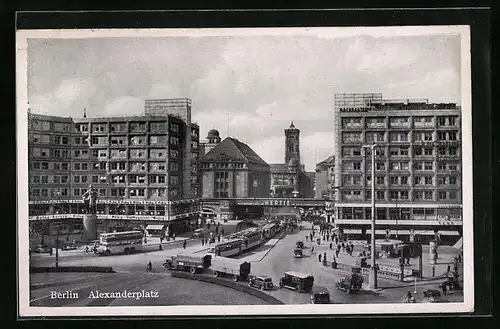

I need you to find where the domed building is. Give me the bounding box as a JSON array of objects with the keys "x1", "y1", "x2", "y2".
[
  {"x1": 269, "y1": 122, "x2": 314, "y2": 198},
  {"x1": 200, "y1": 129, "x2": 222, "y2": 155}
]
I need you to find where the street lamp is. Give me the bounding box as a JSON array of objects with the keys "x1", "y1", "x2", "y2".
[
  {"x1": 53, "y1": 222, "x2": 61, "y2": 269},
  {"x1": 362, "y1": 144, "x2": 378, "y2": 289}
]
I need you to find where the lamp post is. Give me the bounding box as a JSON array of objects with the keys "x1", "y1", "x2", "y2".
[
  {"x1": 363, "y1": 144, "x2": 378, "y2": 289},
  {"x1": 54, "y1": 222, "x2": 61, "y2": 269}
]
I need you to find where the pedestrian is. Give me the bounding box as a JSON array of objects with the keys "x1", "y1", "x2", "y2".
[
  {"x1": 173, "y1": 233, "x2": 176, "y2": 240},
  {"x1": 441, "y1": 283, "x2": 447, "y2": 295},
  {"x1": 335, "y1": 249, "x2": 340, "y2": 258},
  {"x1": 201, "y1": 238, "x2": 204, "y2": 246},
  {"x1": 183, "y1": 240, "x2": 187, "y2": 249},
  {"x1": 323, "y1": 252, "x2": 327, "y2": 262},
  {"x1": 318, "y1": 254, "x2": 322, "y2": 263},
  {"x1": 312, "y1": 246, "x2": 315, "y2": 254},
  {"x1": 432, "y1": 265, "x2": 436, "y2": 277},
  {"x1": 329, "y1": 242, "x2": 332, "y2": 249},
  {"x1": 218, "y1": 235, "x2": 221, "y2": 243},
  {"x1": 221, "y1": 228, "x2": 224, "y2": 236},
  {"x1": 306, "y1": 235, "x2": 309, "y2": 242},
  {"x1": 326, "y1": 235, "x2": 330, "y2": 242}
]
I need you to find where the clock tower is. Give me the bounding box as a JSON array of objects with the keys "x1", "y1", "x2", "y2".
[{"x1": 285, "y1": 121, "x2": 300, "y2": 165}]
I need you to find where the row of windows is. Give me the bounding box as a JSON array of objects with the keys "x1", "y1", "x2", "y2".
[
  {"x1": 74, "y1": 122, "x2": 180, "y2": 134},
  {"x1": 200, "y1": 162, "x2": 246, "y2": 169},
  {"x1": 342, "y1": 131, "x2": 459, "y2": 143},
  {"x1": 339, "y1": 206, "x2": 461, "y2": 220},
  {"x1": 31, "y1": 187, "x2": 179, "y2": 198},
  {"x1": 342, "y1": 175, "x2": 458, "y2": 186},
  {"x1": 341, "y1": 116, "x2": 458, "y2": 129},
  {"x1": 341, "y1": 189, "x2": 458, "y2": 201},
  {"x1": 343, "y1": 160, "x2": 459, "y2": 172}
]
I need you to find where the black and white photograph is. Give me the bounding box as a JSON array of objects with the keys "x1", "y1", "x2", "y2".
[{"x1": 16, "y1": 26, "x2": 473, "y2": 317}]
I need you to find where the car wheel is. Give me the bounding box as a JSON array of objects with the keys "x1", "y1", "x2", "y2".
[
  {"x1": 190, "y1": 267, "x2": 196, "y2": 274},
  {"x1": 232, "y1": 275, "x2": 238, "y2": 282},
  {"x1": 260, "y1": 285, "x2": 265, "y2": 291},
  {"x1": 105, "y1": 250, "x2": 111, "y2": 256},
  {"x1": 346, "y1": 287, "x2": 351, "y2": 294},
  {"x1": 213, "y1": 271, "x2": 219, "y2": 277}
]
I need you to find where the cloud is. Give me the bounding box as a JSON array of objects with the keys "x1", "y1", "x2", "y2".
[
  {"x1": 102, "y1": 96, "x2": 144, "y2": 117},
  {"x1": 29, "y1": 78, "x2": 97, "y2": 116},
  {"x1": 249, "y1": 135, "x2": 285, "y2": 165},
  {"x1": 255, "y1": 100, "x2": 332, "y2": 121},
  {"x1": 357, "y1": 43, "x2": 419, "y2": 72},
  {"x1": 148, "y1": 83, "x2": 183, "y2": 99}
]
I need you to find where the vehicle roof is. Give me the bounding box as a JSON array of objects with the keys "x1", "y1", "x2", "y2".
[
  {"x1": 311, "y1": 286, "x2": 330, "y2": 293},
  {"x1": 285, "y1": 271, "x2": 313, "y2": 279},
  {"x1": 100, "y1": 230, "x2": 142, "y2": 236}
]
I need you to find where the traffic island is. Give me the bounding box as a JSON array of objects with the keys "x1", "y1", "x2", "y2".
[
  {"x1": 30, "y1": 266, "x2": 115, "y2": 273},
  {"x1": 171, "y1": 271, "x2": 284, "y2": 304}
]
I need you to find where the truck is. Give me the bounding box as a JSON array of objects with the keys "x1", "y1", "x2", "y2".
[
  {"x1": 210, "y1": 256, "x2": 251, "y2": 282},
  {"x1": 163, "y1": 253, "x2": 212, "y2": 274}
]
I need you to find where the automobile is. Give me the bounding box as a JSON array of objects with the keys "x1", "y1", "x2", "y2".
[
  {"x1": 310, "y1": 286, "x2": 330, "y2": 304},
  {"x1": 294, "y1": 248, "x2": 303, "y2": 258},
  {"x1": 440, "y1": 277, "x2": 461, "y2": 291},
  {"x1": 32, "y1": 245, "x2": 51, "y2": 253},
  {"x1": 422, "y1": 289, "x2": 441, "y2": 303},
  {"x1": 63, "y1": 243, "x2": 78, "y2": 251},
  {"x1": 295, "y1": 241, "x2": 304, "y2": 249},
  {"x1": 248, "y1": 275, "x2": 274, "y2": 290},
  {"x1": 192, "y1": 228, "x2": 204, "y2": 239},
  {"x1": 335, "y1": 273, "x2": 364, "y2": 294},
  {"x1": 279, "y1": 271, "x2": 314, "y2": 293}
]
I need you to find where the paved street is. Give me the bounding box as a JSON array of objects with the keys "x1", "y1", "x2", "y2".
[
  {"x1": 30, "y1": 221, "x2": 463, "y2": 305},
  {"x1": 30, "y1": 272, "x2": 265, "y2": 306}
]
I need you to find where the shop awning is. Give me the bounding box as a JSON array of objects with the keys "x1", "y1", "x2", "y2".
[{"x1": 146, "y1": 225, "x2": 164, "y2": 230}]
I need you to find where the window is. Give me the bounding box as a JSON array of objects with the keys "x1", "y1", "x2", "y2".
[
  {"x1": 401, "y1": 177, "x2": 408, "y2": 185},
  {"x1": 414, "y1": 147, "x2": 422, "y2": 156},
  {"x1": 438, "y1": 176, "x2": 446, "y2": 185},
  {"x1": 74, "y1": 176, "x2": 80, "y2": 184},
  {"x1": 438, "y1": 132, "x2": 447, "y2": 141},
  {"x1": 53, "y1": 163, "x2": 60, "y2": 171},
  {"x1": 33, "y1": 162, "x2": 41, "y2": 170},
  {"x1": 33, "y1": 176, "x2": 40, "y2": 184},
  {"x1": 449, "y1": 191, "x2": 457, "y2": 200},
  {"x1": 376, "y1": 176, "x2": 384, "y2": 185},
  {"x1": 449, "y1": 147, "x2": 457, "y2": 156},
  {"x1": 150, "y1": 122, "x2": 167, "y2": 132},
  {"x1": 61, "y1": 176, "x2": 68, "y2": 183},
  {"x1": 376, "y1": 191, "x2": 385, "y2": 200},
  {"x1": 73, "y1": 189, "x2": 81, "y2": 196},
  {"x1": 170, "y1": 162, "x2": 179, "y2": 172},
  {"x1": 81, "y1": 176, "x2": 88, "y2": 184},
  {"x1": 414, "y1": 176, "x2": 422, "y2": 185},
  {"x1": 449, "y1": 132, "x2": 457, "y2": 140},
  {"x1": 170, "y1": 175, "x2": 179, "y2": 184},
  {"x1": 376, "y1": 162, "x2": 385, "y2": 170},
  {"x1": 449, "y1": 176, "x2": 457, "y2": 184},
  {"x1": 99, "y1": 189, "x2": 107, "y2": 197},
  {"x1": 130, "y1": 122, "x2": 146, "y2": 132},
  {"x1": 390, "y1": 191, "x2": 398, "y2": 199},
  {"x1": 424, "y1": 176, "x2": 433, "y2": 185},
  {"x1": 170, "y1": 136, "x2": 180, "y2": 145},
  {"x1": 74, "y1": 163, "x2": 80, "y2": 170},
  {"x1": 400, "y1": 191, "x2": 408, "y2": 199},
  {"x1": 438, "y1": 191, "x2": 447, "y2": 200},
  {"x1": 170, "y1": 123, "x2": 180, "y2": 133},
  {"x1": 353, "y1": 162, "x2": 361, "y2": 170},
  {"x1": 449, "y1": 117, "x2": 456, "y2": 126},
  {"x1": 424, "y1": 162, "x2": 433, "y2": 170},
  {"x1": 92, "y1": 175, "x2": 98, "y2": 183},
  {"x1": 437, "y1": 117, "x2": 446, "y2": 126},
  {"x1": 414, "y1": 191, "x2": 423, "y2": 200},
  {"x1": 424, "y1": 132, "x2": 433, "y2": 141},
  {"x1": 424, "y1": 148, "x2": 433, "y2": 156}
]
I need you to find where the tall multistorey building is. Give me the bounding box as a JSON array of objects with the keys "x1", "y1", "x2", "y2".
[
  {"x1": 333, "y1": 93, "x2": 462, "y2": 244},
  {"x1": 28, "y1": 99, "x2": 201, "y2": 247}
]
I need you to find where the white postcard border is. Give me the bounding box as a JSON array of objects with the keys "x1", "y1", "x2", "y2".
[{"x1": 16, "y1": 25, "x2": 474, "y2": 317}]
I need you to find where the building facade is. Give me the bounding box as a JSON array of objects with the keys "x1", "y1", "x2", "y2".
[
  {"x1": 315, "y1": 155, "x2": 336, "y2": 199},
  {"x1": 270, "y1": 122, "x2": 313, "y2": 198},
  {"x1": 28, "y1": 99, "x2": 202, "y2": 247},
  {"x1": 333, "y1": 93, "x2": 462, "y2": 243}
]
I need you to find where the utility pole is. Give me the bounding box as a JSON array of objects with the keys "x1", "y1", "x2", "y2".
[{"x1": 363, "y1": 144, "x2": 378, "y2": 289}]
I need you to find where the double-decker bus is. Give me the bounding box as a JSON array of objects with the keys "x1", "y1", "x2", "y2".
[{"x1": 97, "y1": 231, "x2": 144, "y2": 255}]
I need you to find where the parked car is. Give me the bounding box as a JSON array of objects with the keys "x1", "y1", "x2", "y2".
[
  {"x1": 32, "y1": 245, "x2": 51, "y2": 253},
  {"x1": 423, "y1": 289, "x2": 441, "y2": 303},
  {"x1": 248, "y1": 275, "x2": 274, "y2": 290},
  {"x1": 310, "y1": 286, "x2": 330, "y2": 304}
]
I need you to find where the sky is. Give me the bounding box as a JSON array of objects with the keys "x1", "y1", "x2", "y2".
[{"x1": 26, "y1": 28, "x2": 463, "y2": 171}]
